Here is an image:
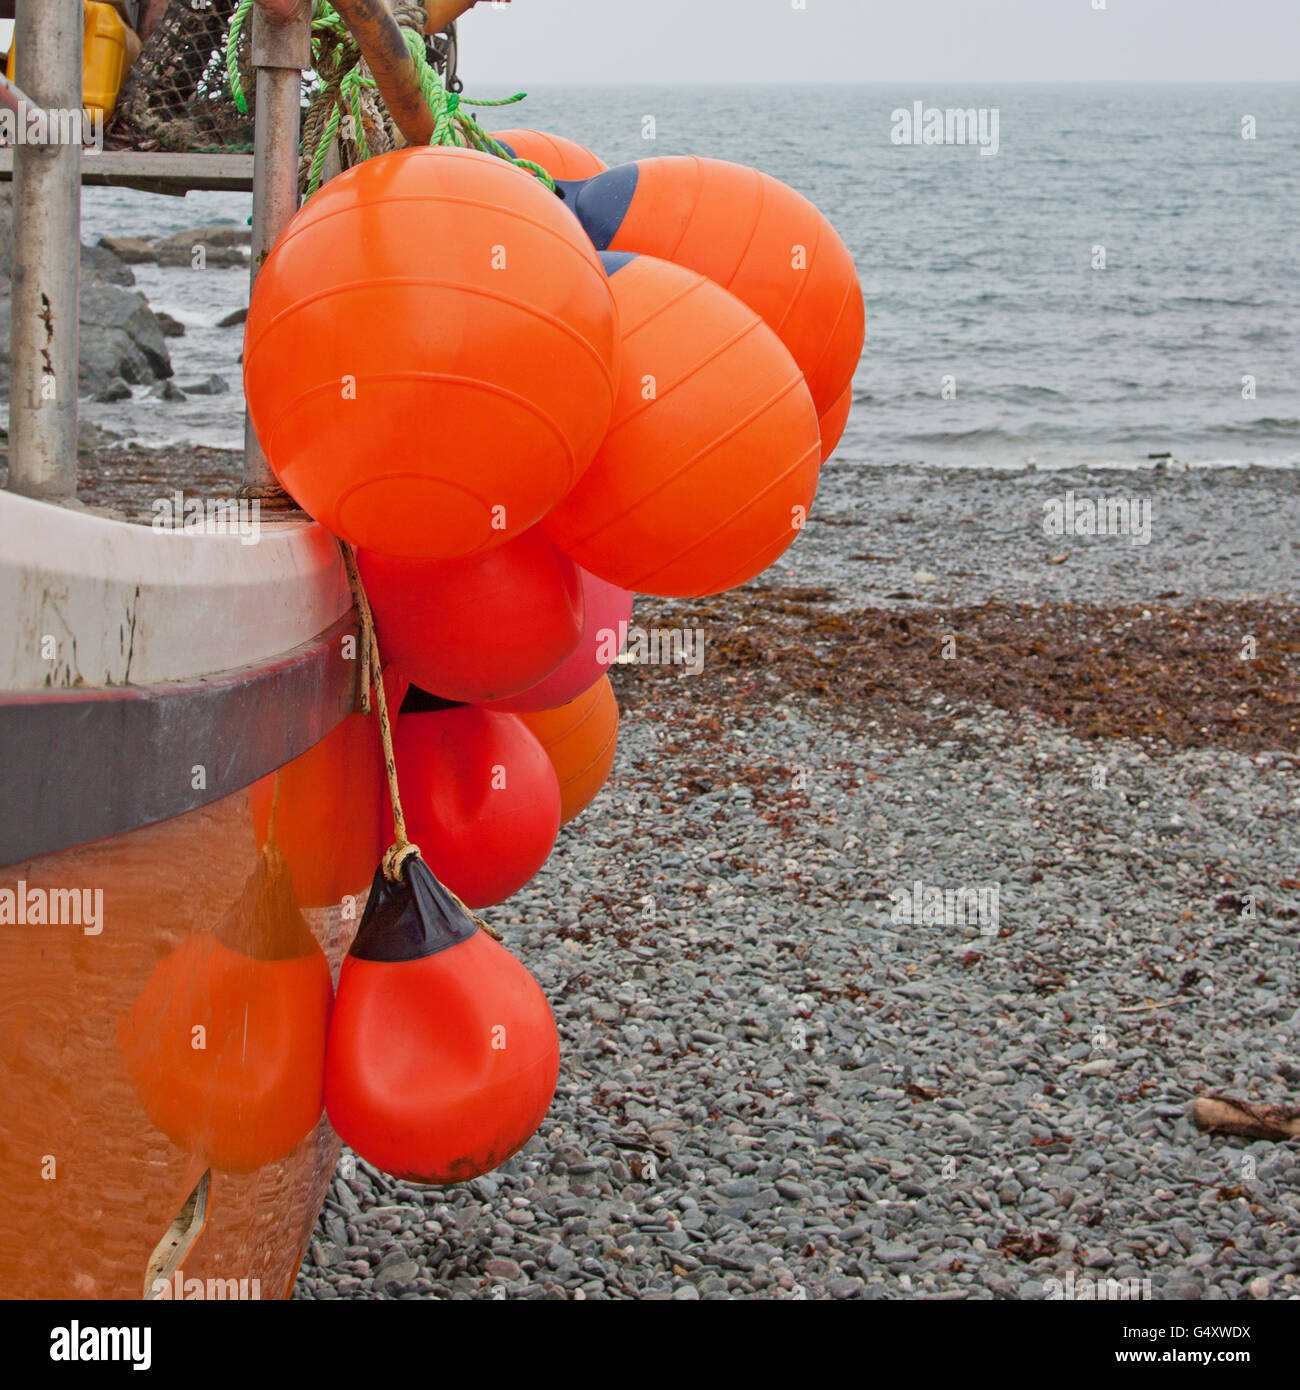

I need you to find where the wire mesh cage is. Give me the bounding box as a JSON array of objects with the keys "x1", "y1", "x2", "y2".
[
  {"x1": 110, "y1": 0, "x2": 256, "y2": 152},
  {"x1": 108, "y1": 1, "x2": 460, "y2": 158}
]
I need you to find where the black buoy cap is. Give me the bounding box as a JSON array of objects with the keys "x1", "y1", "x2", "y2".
[
  {"x1": 400, "y1": 685, "x2": 469, "y2": 714},
  {"x1": 349, "y1": 858, "x2": 478, "y2": 963}
]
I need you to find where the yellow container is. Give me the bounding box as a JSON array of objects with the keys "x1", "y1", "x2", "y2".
[{"x1": 6, "y1": 2, "x2": 143, "y2": 123}]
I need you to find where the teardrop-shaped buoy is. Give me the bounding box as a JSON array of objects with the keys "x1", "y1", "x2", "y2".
[
  {"x1": 117, "y1": 847, "x2": 333, "y2": 1174},
  {"x1": 324, "y1": 859, "x2": 560, "y2": 1185}
]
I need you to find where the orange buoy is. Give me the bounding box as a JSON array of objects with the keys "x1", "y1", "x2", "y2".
[
  {"x1": 543, "y1": 252, "x2": 821, "y2": 597},
  {"x1": 248, "y1": 669, "x2": 407, "y2": 909},
  {"x1": 482, "y1": 565, "x2": 632, "y2": 712},
  {"x1": 819, "y1": 382, "x2": 853, "y2": 463},
  {"x1": 559, "y1": 156, "x2": 864, "y2": 422},
  {"x1": 390, "y1": 706, "x2": 560, "y2": 909},
  {"x1": 244, "y1": 146, "x2": 619, "y2": 559},
  {"x1": 491, "y1": 128, "x2": 608, "y2": 180},
  {"x1": 118, "y1": 849, "x2": 333, "y2": 1175},
  {"x1": 517, "y1": 675, "x2": 620, "y2": 825},
  {"x1": 357, "y1": 527, "x2": 584, "y2": 704},
  {"x1": 324, "y1": 858, "x2": 559, "y2": 1185}
]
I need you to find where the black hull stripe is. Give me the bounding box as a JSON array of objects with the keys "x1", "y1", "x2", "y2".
[{"x1": 0, "y1": 612, "x2": 359, "y2": 868}]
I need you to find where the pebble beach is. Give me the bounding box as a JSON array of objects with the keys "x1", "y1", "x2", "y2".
[{"x1": 282, "y1": 459, "x2": 1300, "y2": 1301}]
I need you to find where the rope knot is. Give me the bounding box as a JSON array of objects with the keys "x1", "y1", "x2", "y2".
[{"x1": 382, "y1": 840, "x2": 423, "y2": 884}]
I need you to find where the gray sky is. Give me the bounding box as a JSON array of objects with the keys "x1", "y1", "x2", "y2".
[{"x1": 458, "y1": 0, "x2": 1300, "y2": 84}]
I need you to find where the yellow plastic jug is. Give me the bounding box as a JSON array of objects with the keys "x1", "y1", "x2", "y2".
[{"x1": 5, "y1": 2, "x2": 143, "y2": 124}]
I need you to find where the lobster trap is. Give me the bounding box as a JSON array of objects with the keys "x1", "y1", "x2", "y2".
[{"x1": 108, "y1": 0, "x2": 461, "y2": 156}]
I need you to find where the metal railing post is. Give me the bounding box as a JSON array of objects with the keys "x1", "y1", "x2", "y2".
[
  {"x1": 7, "y1": 0, "x2": 83, "y2": 502},
  {"x1": 242, "y1": 3, "x2": 312, "y2": 497}
]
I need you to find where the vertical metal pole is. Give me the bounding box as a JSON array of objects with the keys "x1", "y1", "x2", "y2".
[
  {"x1": 243, "y1": 4, "x2": 312, "y2": 495},
  {"x1": 7, "y1": 0, "x2": 82, "y2": 501}
]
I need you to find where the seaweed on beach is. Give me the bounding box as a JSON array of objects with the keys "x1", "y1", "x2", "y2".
[
  {"x1": 615, "y1": 586, "x2": 1300, "y2": 755},
  {"x1": 73, "y1": 446, "x2": 247, "y2": 519}
]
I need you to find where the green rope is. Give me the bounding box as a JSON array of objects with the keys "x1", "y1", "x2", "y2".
[
  {"x1": 227, "y1": 0, "x2": 255, "y2": 116},
  {"x1": 306, "y1": 103, "x2": 342, "y2": 194},
  {"x1": 225, "y1": 1, "x2": 558, "y2": 194},
  {"x1": 460, "y1": 94, "x2": 529, "y2": 108}
]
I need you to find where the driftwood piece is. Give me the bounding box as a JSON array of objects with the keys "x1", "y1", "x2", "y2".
[{"x1": 1192, "y1": 1094, "x2": 1300, "y2": 1141}]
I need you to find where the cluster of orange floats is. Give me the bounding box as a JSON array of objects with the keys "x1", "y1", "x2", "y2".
[{"x1": 124, "y1": 129, "x2": 863, "y2": 1188}]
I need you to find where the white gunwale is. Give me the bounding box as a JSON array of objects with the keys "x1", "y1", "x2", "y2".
[{"x1": 0, "y1": 489, "x2": 352, "y2": 690}]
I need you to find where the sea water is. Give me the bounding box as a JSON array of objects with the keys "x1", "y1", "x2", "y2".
[{"x1": 76, "y1": 82, "x2": 1300, "y2": 470}]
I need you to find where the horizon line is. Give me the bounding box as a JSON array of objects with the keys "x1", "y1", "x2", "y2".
[{"x1": 470, "y1": 77, "x2": 1300, "y2": 88}]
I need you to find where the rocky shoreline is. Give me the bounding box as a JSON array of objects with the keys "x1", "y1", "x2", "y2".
[
  {"x1": 0, "y1": 188, "x2": 249, "y2": 408},
  {"x1": 287, "y1": 465, "x2": 1298, "y2": 1302},
  {"x1": 5, "y1": 432, "x2": 1291, "y2": 1301}
]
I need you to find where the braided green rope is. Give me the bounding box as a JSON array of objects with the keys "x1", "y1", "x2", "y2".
[
  {"x1": 227, "y1": 0, "x2": 255, "y2": 116},
  {"x1": 456, "y1": 115, "x2": 555, "y2": 188},
  {"x1": 305, "y1": 103, "x2": 342, "y2": 193},
  {"x1": 226, "y1": 1, "x2": 559, "y2": 194}
]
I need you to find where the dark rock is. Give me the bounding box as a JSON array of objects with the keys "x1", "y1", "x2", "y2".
[
  {"x1": 77, "y1": 419, "x2": 123, "y2": 453},
  {"x1": 155, "y1": 224, "x2": 251, "y2": 251},
  {"x1": 179, "y1": 373, "x2": 230, "y2": 396},
  {"x1": 98, "y1": 235, "x2": 157, "y2": 265},
  {"x1": 149, "y1": 380, "x2": 187, "y2": 402},
  {"x1": 373, "y1": 1259, "x2": 418, "y2": 1292},
  {"x1": 217, "y1": 307, "x2": 248, "y2": 328},
  {"x1": 81, "y1": 242, "x2": 135, "y2": 287},
  {"x1": 155, "y1": 226, "x2": 251, "y2": 269},
  {"x1": 0, "y1": 273, "x2": 172, "y2": 401},
  {"x1": 156, "y1": 312, "x2": 186, "y2": 339},
  {"x1": 157, "y1": 242, "x2": 249, "y2": 269},
  {"x1": 0, "y1": 189, "x2": 172, "y2": 400},
  {"x1": 94, "y1": 377, "x2": 132, "y2": 403},
  {"x1": 77, "y1": 276, "x2": 173, "y2": 397}
]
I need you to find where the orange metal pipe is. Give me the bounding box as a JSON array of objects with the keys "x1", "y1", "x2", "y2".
[
  {"x1": 328, "y1": 0, "x2": 436, "y2": 149},
  {"x1": 425, "y1": 0, "x2": 497, "y2": 34}
]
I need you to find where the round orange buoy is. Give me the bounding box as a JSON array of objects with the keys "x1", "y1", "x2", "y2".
[
  {"x1": 543, "y1": 253, "x2": 821, "y2": 597},
  {"x1": 517, "y1": 675, "x2": 619, "y2": 825},
  {"x1": 560, "y1": 156, "x2": 864, "y2": 422},
  {"x1": 244, "y1": 146, "x2": 619, "y2": 560},
  {"x1": 118, "y1": 850, "x2": 333, "y2": 1175},
  {"x1": 819, "y1": 382, "x2": 853, "y2": 463},
  {"x1": 248, "y1": 669, "x2": 407, "y2": 909},
  {"x1": 325, "y1": 858, "x2": 559, "y2": 1185},
  {"x1": 357, "y1": 528, "x2": 584, "y2": 704},
  {"x1": 391, "y1": 706, "x2": 560, "y2": 909},
  {"x1": 482, "y1": 565, "x2": 632, "y2": 712},
  {"x1": 491, "y1": 128, "x2": 608, "y2": 180}
]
